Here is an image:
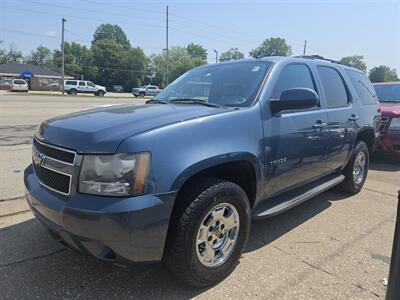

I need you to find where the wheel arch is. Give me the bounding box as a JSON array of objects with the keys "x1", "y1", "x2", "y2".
[
  {"x1": 171, "y1": 152, "x2": 261, "y2": 210},
  {"x1": 356, "y1": 126, "x2": 375, "y2": 153}
]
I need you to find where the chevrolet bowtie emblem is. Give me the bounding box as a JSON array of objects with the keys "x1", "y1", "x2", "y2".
[{"x1": 33, "y1": 151, "x2": 46, "y2": 167}]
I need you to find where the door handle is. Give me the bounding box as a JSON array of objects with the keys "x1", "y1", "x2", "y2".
[
  {"x1": 313, "y1": 121, "x2": 327, "y2": 129},
  {"x1": 349, "y1": 114, "x2": 360, "y2": 121}
]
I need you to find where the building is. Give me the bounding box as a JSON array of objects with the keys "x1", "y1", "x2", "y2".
[{"x1": 0, "y1": 63, "x2": 73, "y2": 91}]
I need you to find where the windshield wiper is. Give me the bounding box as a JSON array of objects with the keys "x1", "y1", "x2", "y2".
[
  {"x1": 169, "y1": 98, "x2": 223, "y2": 108},
  {"x1": 146, "y1": 99, "x2": 168, "y2": 104}
]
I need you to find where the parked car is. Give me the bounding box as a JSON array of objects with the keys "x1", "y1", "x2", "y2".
[
  {"x1": 373, "y1": 82, "x2": 400, "y2": 154},
  {"x1": 64, "y1": 80, "x2": 106, "y2": 96},
  {"x1": 11, "y1": 79, "x2": 28, "y2": 92},
  {"x1": 25, "y1": 56, "x2": 380, "y2": 287},
  {"x1": 132, "y1": 84, "x2": 161, "y2": 97}
]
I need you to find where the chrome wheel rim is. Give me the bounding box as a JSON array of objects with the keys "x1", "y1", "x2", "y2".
[
  {"x1": 353, "y1": 151, "x2": 366, "y2": 185},
  {"x1": 196, "y1": 202, "x2": 240, "y2": 267}
]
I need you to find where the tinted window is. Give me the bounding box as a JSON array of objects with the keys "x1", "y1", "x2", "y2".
[
  {"x1": 317, "y1": 66, "x2": 349, "y2": 108},
  {"x1": 79, "y1": 81, "x2": 85, "y2": 86},
  {"x1": 13, "y1": 80, "x2": 26, "y2": 85},
  {"x1": 154, "y1": 61, "x2": 272, "y2": 107},
  {"x1": 374, "y1": 84, "x2": 400, "y2": 102},
  {"x1": 148, "y1": 86, "x2": 157, "y2": 90},
  {"x1": 272, "y1": 64, "x2": 316, "y2": 99},
  {"x1": 346, "y1": 70, "x2": 377, "y2": 105},
  {"x1": 65, "y1": 80, "x2": 77, "y2": 85},
  {"x1": 87, "y1": 82, "x2": 95, "y2": 87}
]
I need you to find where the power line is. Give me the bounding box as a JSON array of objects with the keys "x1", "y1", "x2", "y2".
[
  {"x1": 0, "y1": 6, "x2": 164, "y2": 30},
  {"x1": 0, "y1": 28, "x2": 60, "y2": 39},
  {"x1": 25, "y1": 0, "x2": 165, "y2": 23}
]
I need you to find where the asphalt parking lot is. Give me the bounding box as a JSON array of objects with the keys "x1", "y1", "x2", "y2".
[{"x1": 0, "y1": 93, "x2": 399, "y2": 299}]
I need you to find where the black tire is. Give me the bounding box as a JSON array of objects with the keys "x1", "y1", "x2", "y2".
[
  {"x1": 164, "y1": 178, "x2": 251, "y2": 288},
  {"x1": 139, "y1": 92, "x2": 145, "y2": 98},
  {"x1": 339, "y1": 141, "x2": 369, "y2": 194},
  {"x1": 96, "y1": 90, "x2": 105, "y2": 96},
  {"x1": 69, "y1": 89, "x2": 77, "y2": 95}
]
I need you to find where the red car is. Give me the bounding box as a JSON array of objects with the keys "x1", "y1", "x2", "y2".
[{"x1": 374, "y1": 82, "x2": 400, "y2": 154}]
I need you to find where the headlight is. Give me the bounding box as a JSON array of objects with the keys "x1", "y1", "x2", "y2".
[
  {"x1": 79, "y1": 152, "x2": 150, "y2": 196},
  {"x1": 389, "y1": 118, "x2": 400, "y2": 130}
]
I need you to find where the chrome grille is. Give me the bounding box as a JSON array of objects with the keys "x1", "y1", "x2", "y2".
[{"x1": 32, "y1": 138, "x2": 76, "y2": 196}]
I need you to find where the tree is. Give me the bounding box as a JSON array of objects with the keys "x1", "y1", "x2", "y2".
[
  {"x1": 0, "y1": 41, "x2": 6, "y2": 64},
  {"x1": 219, "y1": 48, "x2": 244, "y2": 62},
  {"x1": 24, "y1": 45, "x2": 52, "y2": 68},
  {"x1": 186, "y1": 43, "x2": 207, "y2": 61},
  {"x1": 149, "y1": 46, "x2": 207, "y2": 88},
  {"x1": 91, "y1": 39, "x2": 147, "y2": 90},
  {"x1": 92, "y1": 24, "x2": 130, "y2": 48},
  {"x1": 52, "y1": 42, "x2": 95, "y2": 79},
  {"x1": 0, "y1": 43, "x2": 23, "y2": 64},
  {"x1": 249, "y1": 37, "x2": 292, "y2": 58},
  {"x1": 369, "y1": 65, "x2": 399, "y2": 83},
  {"x1": 340, "y1": 55, "x2": 367, "y2": 72}
]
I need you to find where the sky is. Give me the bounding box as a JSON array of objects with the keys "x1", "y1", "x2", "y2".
[{"x1": 0, "y1": 0, "x2": 399, "y2": 73}]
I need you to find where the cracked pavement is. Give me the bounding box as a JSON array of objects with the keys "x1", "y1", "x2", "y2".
[{"x1": 0, "y1": 94, "x2": 399, "y2": 299}]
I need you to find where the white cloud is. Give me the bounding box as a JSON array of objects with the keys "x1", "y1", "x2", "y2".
[{"x1": 45, "y1": 31, "x2": 56, "y2": 37}]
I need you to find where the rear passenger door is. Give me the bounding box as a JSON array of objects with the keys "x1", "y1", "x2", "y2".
[
  {"x1": 262, "y1": 63, "x2": 329, "y2": 197},
  {"x1": 316, "y1": 66, "x2": 357, "y2": 171},
  {"x1": 78, "y1": 81, "x2": 86, "y2": 93}
]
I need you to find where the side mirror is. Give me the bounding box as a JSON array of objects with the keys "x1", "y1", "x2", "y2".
[{"x1": 270, "y1": 88, "x2": 319, "y2": 114}]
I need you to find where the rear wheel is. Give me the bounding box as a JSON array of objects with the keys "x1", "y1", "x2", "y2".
[
  {"x1": 339, "y1": 141, "x2": 369, "y2": 194},
  {"x1": 69, "y1": 89, "x2": 77, "y2": 95},
  {"x1": 165, "y1": 178, "x2": 251, "y2": 287}
]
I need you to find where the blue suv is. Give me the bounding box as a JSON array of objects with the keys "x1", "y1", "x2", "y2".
[{"x1": 24, "y1": 56, "x2": 380, "y2": 287}]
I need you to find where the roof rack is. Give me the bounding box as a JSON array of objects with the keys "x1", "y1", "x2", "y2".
[{"x1": 294, "y1": 55, "x2": 351, "y2": 67}]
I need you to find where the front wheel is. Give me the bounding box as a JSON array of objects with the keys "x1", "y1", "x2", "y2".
[
  {"x1": 164, "y1": 178, "x2": 251, "y2": 287},
  {"x1": 96, "y1": 90, "x2": 105, "y2": 96},
  {"x1": 139, "y1": 92, "x2": 145, "y2": 98},
  {"x1": 339, "y1": 141, "x2": 369, "y2": 194}
]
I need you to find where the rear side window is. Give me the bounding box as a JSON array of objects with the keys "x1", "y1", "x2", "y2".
[
  {"x1": 346, "y1": 70, "x2": 378, "y2": 105},
  {"x1": 65, "y1": 80, "x2": 77, "y2": 85},
  {"x1": 317, "y1": 66, "x2": 349, "y2": 108},
  {"x1": 272, "y1": 64, "x2": 317, "y2": 99},
  {"x1": 79, "y1": 81, "x2": 85, "y2": 86}
]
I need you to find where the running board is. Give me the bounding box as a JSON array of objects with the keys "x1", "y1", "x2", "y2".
[{"x1": 253, "y1": 174, "x2": 345, "y2": 219}]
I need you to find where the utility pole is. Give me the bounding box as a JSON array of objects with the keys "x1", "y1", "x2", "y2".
[
  {"x1": 213, "y1": 49, "x2": 218, "y2": 63},
  {"x1": 303, "y1": 40, "x2": 307, "y2": 56},
  {"x1": 166, "y1": 5, "x2": 169, "y2": 85},
  {"x1": 61, "y1": 17, "x2": 66, "y2": 94}
]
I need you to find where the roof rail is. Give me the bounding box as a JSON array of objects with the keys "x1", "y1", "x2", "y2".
[{"x1": 293, "y1": 55, "x2": 351, "y2": 67}]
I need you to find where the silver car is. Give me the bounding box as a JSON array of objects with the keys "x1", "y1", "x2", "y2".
[
  {"x1": 132, "y1": 85, "x2": 162, "y2": 97},
  {"x1": 11, "y1": 79, "x2": 29, "y2": 92}
]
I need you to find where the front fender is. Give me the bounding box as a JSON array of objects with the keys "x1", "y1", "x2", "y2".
[{"x1": 170, "y1": 152, "x2": 262, "y2": 191}]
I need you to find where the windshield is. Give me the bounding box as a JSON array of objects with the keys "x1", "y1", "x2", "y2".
[
  {"x1": 374, "y1": 84, "x2": 400, "y2": 102},
  {"x1": 154, "y1": 61, "x2": 272, "y2": 107}
]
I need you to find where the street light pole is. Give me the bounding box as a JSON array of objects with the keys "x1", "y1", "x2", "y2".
[
  {"x1": 214, "y1": 49, "x2": 218, "y2": 63},
  {"x1": 61, "y1": 17, "x2": 66, "y2": 94}
]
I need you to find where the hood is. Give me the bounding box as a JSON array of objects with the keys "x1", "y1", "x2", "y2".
[
  {"x1": 380, "y1": 102, "x2": 400, "y2": 117},
  {"x1": 95, "y1": 85, "x2": 106, "y2": 90},
  {"x1": 35, "y1": 104, "x2": 228, "y2": 153}
]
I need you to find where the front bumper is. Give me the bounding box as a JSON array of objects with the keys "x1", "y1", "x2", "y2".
[
  {"x1": 378, "y1": 130, "x2": 400, "y2": 154},
  {"x1": 24, "y1": 164, "x2": 176, "y2": 263}
]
